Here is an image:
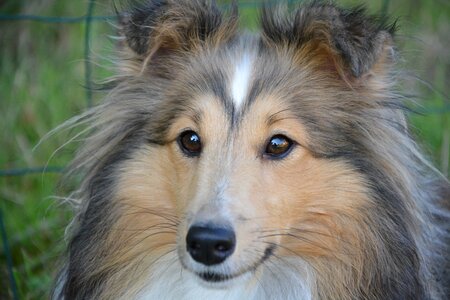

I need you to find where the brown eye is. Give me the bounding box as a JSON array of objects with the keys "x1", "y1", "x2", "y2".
[
  {"x1": 265, "y1": 135, "x2": 293, "y2": 159},
  {"x1": 178, "y1": 130, "x2": 202, "y2": 156}
]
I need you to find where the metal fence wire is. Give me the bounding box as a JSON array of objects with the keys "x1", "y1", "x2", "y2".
[{"x1": 0, "y1": 0, "x2": 449, "y2": 298}]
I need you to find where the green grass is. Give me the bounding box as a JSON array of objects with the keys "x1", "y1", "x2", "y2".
[
  {"x1": 0, "y1": 1, "x2": 108, "y2": 298},
  {"x1": 1, "y1": 0, "x2": 448, "y2": 299}
]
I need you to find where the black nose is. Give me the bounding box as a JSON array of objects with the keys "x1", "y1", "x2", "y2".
[{"x1": 186, "y1": 225, "x2": 236, "y2": 266}]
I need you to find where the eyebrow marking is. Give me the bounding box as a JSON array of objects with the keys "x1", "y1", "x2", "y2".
[{"x1": 267, "y1": 108, "x2": 294, "y2": 126}]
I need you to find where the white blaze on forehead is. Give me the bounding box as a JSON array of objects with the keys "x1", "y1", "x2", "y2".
[{"x1": 231, "y1": 54, "x2": 253, "y2": 109}]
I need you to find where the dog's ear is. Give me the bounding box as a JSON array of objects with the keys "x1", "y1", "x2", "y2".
[
  {"x1": 119, "y1": 0, "x2": 238, "y2": 68},
  {"x1": 261, "y1": 3, "x2": 396, "y2": 80}
]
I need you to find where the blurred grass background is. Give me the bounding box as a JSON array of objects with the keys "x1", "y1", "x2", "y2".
[{"x1": 0, "y1": 0, "x2": 449, "y2": 299}]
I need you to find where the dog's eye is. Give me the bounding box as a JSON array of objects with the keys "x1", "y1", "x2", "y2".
[
  {"x1": 264, "y1": 135, "x2": 293, "y2": 159},
  {"x1": 178, "y1": 130, "x2": 202, "y2": 156}
]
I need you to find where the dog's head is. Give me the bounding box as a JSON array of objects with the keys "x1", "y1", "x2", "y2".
[{"x1": 62, "y1": 1, "x2": 429, "y2": 299}]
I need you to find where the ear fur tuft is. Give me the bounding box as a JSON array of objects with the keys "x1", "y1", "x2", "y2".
[
  {"x1": 119, "y1": 0, "x2": 238, "y2": 60},
  {"x1": 261, "y1": 1, "x2": 397, "y2": 78}
]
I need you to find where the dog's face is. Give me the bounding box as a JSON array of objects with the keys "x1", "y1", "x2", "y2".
[
  {"x1": 63, "y1": 2, "x2": 434, "y2": 299},
  {"x1": 112, "y1": 43, "x2": 372, "y2": 288}
]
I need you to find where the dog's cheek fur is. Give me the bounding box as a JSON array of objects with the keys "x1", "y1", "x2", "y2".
[
  {"x1": 59, "y1": 128, "x2": 150, "y2": 299},
  {"x1": 268, "y1": 157, "x2": 372, "y2": 299},
  {"x1": 78, "y1": 145, "x2": 181, "y2": 299}
]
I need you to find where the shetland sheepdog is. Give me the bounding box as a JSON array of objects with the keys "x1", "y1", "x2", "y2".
[{"x1": 54, "y1": 1, "x2": 449, "y2": 299}]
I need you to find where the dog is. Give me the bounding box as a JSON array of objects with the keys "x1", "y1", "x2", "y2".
[{"x1": 53, "y1": 1, "x2": 450, "y2": 299}]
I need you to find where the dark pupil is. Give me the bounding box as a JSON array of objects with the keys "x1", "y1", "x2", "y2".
[
  {"x1": 267, "y1": 136, "x2": 289, "y2": 154},
  {"x1": 182, "y1": 132, "x2": 201, "y2": 152}
]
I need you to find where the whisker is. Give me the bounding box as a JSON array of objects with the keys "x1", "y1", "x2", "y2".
[
  {"x1": 110, "y1": 222, "x2": 177, "y2": 232},
  {"x1": 259, "y1": 232, "x2": 333, "y2": 252}
]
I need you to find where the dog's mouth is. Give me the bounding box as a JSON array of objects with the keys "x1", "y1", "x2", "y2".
[
  {"x1": 193, "y1": 245, "x2": 275, "y2": 283},
  {"x1": 197, "y1": 272, "x2": 238, "y2": 283}
]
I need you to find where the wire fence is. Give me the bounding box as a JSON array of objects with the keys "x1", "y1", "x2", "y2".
[
  {"x1": 1, "y1": 0, "x2": 99, "y2": 179},
  {"x1": 1, "y1": 2, "x2": 103, "y2": 298},
  {"x1": 0, "y1": 0, "x2": 448, "y2": 297}
]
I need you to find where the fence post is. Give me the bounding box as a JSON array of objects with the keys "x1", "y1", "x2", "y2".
[
  {"x1": 84, "y1": 0, "x2": 96, "y2": 108},
  {"x1": 1, "y1": 209, "x2": 19, "y2": 300},
  {"x1": 382, "y1": 0, "x2": 390, "y2": 15}
]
